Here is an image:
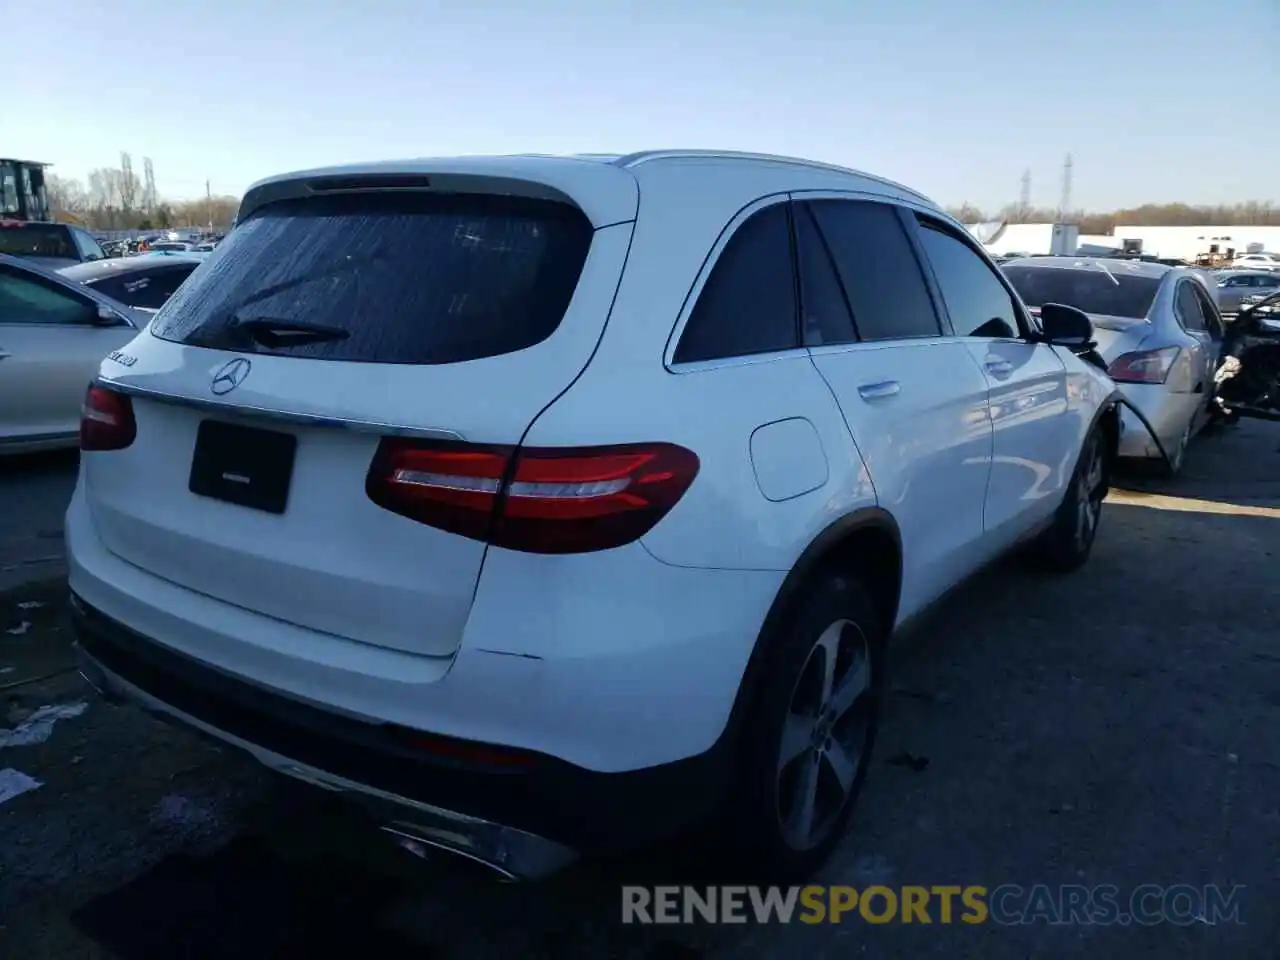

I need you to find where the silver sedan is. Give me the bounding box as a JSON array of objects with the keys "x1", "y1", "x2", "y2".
[
  {"x1": 1003, "y1": 257, "x2": 1225, "y2": 474},
  {"x1": 0, "y1": 254, "x2": 149, "y2": 455},
  {"x1": 1214, "y1": 270, "x2": 1280, "y2": 314}
]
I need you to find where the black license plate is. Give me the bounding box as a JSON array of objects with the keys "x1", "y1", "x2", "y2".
[{"x1": 188, "y1": 420, "x2": 298, "y2": 514}]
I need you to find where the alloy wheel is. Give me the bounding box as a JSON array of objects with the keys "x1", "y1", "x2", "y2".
[
  {"x1": 775, "y1": 619, "x2": 874, "y2": 851},
  {"x1": 1074, "y1": 435, "x2": 1106, "y2": 550}
]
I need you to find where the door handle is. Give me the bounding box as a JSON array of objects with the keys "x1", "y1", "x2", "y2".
[
  {"x1": 857, "y1": 380, "x2": 900, "y2": 401},
  {"x1": 985, "y1": 358, "x2": 1014, "y2": 377}
]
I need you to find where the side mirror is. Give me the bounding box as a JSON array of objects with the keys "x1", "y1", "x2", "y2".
[
  {"x1": 1038, "y1": 302, "x2": 1094, "y2": 347},
  {"x1": 93, "y1": 303, "x2": 128, "y2": 327}
]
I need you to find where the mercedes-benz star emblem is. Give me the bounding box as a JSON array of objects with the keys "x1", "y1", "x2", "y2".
[{"x1": 210, "y1": 357, "x2": 252, "y2": 396}]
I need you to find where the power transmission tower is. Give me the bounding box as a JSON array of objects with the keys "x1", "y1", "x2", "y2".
[
  {"x1": 1059, "y1": 153, "x2": 1074, "y2": 221},
  {"x1": 120, "y1": 152, "x2": 135, "y2": 212},
  {"x1": 143, "y1": 157, "x2": 157, "y2": 212},
  {"x1": 1018, "y1": 169, "x2": 1031, "y2": 220},
  {"x1": 206, "y1": 179, "x2": 213, "y2": 232}
]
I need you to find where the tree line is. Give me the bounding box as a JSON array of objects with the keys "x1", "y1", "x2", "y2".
[
  {"x1": 44, "y1": 152, "x2": 1279, "y2": 236},
  {"x1": 943, "y1": 201, "x2": 1280, "y2": 234},
  {"x1": 45, "y1": 153, "x2": 238, "y2": 232}
]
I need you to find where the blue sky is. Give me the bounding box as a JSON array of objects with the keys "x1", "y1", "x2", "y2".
[{"x1": 6, "y1": 0, "x2": 1276, "y2": 212}]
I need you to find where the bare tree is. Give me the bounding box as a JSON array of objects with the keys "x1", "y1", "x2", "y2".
[
  {"x1": 46, "y1": 174, "x2": 89, "y2": 217},
  {"x1": 944, "y1": 203, "x2": 987, "y2": 224}
]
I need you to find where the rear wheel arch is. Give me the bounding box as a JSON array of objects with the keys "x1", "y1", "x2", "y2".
[
  {"x1": 1097, "y1": 401, "x2": 1120, "y2": 467},
  {"x1": 723, "y1": 508, "x2": 902, "y2": 744}
]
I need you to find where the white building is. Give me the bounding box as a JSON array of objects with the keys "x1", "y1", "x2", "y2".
[
  {"x1": 962, "y1": 222, "x2": 1078, "y2": 256},
  {"x1": 1106, "y1": 225, "x2": 1280, "y2": 261}
]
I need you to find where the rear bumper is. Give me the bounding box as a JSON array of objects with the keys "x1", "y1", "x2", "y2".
[
  {"x1": 1116, "y1": 384, "x2": 1200, "y2": 459},
  {"x1": 70, "y1": 592, "x2": 730, "y2": 869}
]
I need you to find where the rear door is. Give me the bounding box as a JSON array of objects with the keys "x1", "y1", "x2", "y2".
[
  {"x1": 1173, "y1": 278, "x2": 1215, "y2": 395},
  {"x1": 85, "y1": 179, "x2": 637, "y2": 658},
  {"x1": 911, "y1": 215, "x2": 1072, "y2": 540},
  {"x1": 0, "y1": 263, "x2": 136, "y2": 444},
  {"x1": 794, "y1": 197, "x2": 993, "y2": 620}
]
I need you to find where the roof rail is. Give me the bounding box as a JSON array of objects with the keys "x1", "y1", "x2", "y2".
[{"x1": 611, "y1": 150, "x2": 936, "y2": 207}]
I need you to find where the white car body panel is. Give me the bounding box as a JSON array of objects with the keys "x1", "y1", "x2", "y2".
[{"x1": 67, "y1": 152, "x2": 1114, "y2": 789}]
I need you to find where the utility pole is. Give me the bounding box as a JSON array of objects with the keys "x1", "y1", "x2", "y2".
[{"x1": 1059, "y1": 153, "x2": 1074, "y2": 221}]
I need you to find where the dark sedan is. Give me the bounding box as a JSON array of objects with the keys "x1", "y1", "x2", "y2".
[{"x1": 58, "y1": 255, "x2": 201, "y2": 311}]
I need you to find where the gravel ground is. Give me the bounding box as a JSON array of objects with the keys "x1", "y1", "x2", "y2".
[{"x1": 0, "y1": 421, "x2": 1277, "y2": 959}]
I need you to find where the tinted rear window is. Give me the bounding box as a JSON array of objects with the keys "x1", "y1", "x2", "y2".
[
  {"x1": 1001, "y1": 265, "x2": 1161, "y2": 319},
  {"x1": 0, "y1": 224, "x2": 75, "y2": 259},
  {"x1": 150, "y1": 192, "x2": 594, "y2": 364},
  {"x1": 91, "y1": 264, "x2": 198, "y2": 309}
]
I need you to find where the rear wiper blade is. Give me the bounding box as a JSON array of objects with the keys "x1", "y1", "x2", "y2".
[
  {"x1": 1092, "y1": 260, "x2": 1119, "y2": 286},
  {"x1": 230, "y1": 315, "x2": 351, "y2": 347}
]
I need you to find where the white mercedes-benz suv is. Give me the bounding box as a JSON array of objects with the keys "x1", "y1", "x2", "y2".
[{"x1": 68, "y1": 151, "x2": 1120, "y2": 882}]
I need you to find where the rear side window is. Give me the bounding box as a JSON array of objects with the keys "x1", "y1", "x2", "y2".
[
  {"x1": 806, "y1": 200, "x2": 941, "y2": 341},
  {"x1": 150, "y1": 192, "x2": 594, "y2": 364},
  {"x1": 1175, "y1": 281, "x2": 1207, "y2": 331},
  {"x1": 916, "y1": 220, "x2": 1020, "y2": 338},
  {"x1": 673, "y1": 203, "x2": 797, "y2": 363},
  {"x1": 97, "y1": 265, "x2": 196, "y2": 309}
]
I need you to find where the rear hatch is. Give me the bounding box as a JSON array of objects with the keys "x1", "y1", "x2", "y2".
[{"x1": 83, "y1": 167, "x2": 637, "y2": 658}]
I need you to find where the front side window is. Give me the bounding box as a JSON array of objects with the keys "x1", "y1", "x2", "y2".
[
  {"x1": 794, "y1": 203, "x2": 856, "y2": 346},
  {"x1": 0, "y1": 267, "x2": 96, "y2": 325},
  {"x1": 674, "y1": 202, "x2": 798, "y2": 363},
  {"x1": 916, "y1": 219, "x2": 1020, "y2": 338},
  {"x1": 74, "y1": 229, "x2": 106, "y2": 261}
]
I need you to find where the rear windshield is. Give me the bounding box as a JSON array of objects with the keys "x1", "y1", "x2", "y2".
[
  {"x1": 150, "y1": 191, "x2": 594, "y2": 364},
  {"x1": 0, "y1": 224, "x2": 75, "y2": 260},
  {"x1": 1002, "y1": 265, "x2": 1161, "y2": 319}
]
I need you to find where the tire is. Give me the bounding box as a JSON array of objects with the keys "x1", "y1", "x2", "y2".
[
  {"x1": 725, "y1": 573, "x2": 886, "y2": 883},
  {"x1": 1032, "y1": 426, "x2": 1107, "y2": 573}
]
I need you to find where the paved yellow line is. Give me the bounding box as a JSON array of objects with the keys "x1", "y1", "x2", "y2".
[{"x1": 1107, "y1": 489, "x2": 1280, "y2": 519}]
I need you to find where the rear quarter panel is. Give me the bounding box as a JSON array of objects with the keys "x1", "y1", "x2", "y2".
[{"x1": 521, "y1": 166, "x2": 878, "y2": 572}]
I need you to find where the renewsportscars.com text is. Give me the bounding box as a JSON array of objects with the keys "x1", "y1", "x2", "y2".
[{"x1": 622, "y1": 884, "x2": 1246, "y2": 926}]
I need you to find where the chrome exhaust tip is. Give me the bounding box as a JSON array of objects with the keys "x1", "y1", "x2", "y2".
[
  {"x1": 382, "y1": 826, "x2": 520, "y2": 881},
  {"x1": 380, "y1": 818, "x2": 577, "y2": 882}
]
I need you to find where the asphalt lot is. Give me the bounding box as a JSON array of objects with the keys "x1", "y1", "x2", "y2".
[{"x1": 1, "y1": 423, "x2": 1278, "y2": 958}]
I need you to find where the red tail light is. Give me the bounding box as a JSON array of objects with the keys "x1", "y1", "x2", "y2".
[
  {"x1": 1107, "y1": 346, "x2": 1180, "y2": 384},
  {"x1": 366, "y1": 440, "x2": 700, "y2": 554},
  {"x1": 80, "y1": 385, "x2": 136, "y2": 451}
]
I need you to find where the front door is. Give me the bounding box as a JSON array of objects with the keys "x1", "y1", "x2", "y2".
[
  {"x1": 910, "y1": 215, "x2": 1073, "y2": 546},
  {"x1": 0, "y1": 264, "x2": 133, "y2": 444}
]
